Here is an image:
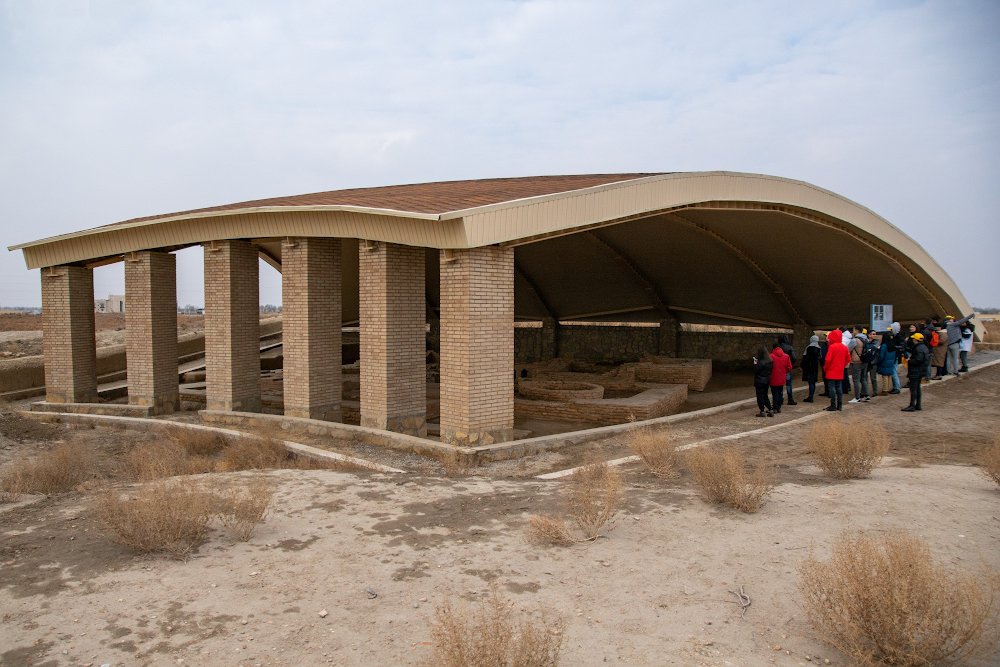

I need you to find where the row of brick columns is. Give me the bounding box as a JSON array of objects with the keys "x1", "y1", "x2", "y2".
[{"x1": 40, "y1": 238, "x2": 516, "y2": 446}]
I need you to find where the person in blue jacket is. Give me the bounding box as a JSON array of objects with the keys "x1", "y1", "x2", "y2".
[{"x1": 875, "y1": 332, "x2": 897, "y2": 396}]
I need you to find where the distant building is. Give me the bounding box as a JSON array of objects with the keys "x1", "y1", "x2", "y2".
[{"x1": 95, "y1": 294, "x2": 125, "y2": 313}]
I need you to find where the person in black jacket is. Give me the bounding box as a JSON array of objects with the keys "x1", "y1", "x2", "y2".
[
  {"x1": 777, "y1": 334, "x2": 798, "y2": 405},
  {"x1": 902, "y1": 333, "x2": 930, "y2": 412},
  {"x1": 753, "y1": 346, "x2": 775, "y2": 418},
  {"x1": 801, "y1": 335, "x2": 821, "y2": 402}
]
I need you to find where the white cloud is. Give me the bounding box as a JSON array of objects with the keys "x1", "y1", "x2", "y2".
[{"x1": 1, "y1": 0, "x2": 997, "y2": 308}]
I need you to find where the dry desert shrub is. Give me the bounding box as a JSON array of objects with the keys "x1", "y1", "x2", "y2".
[
  {"x1": 624, "y1": 419, "x2": 678, "y2": 479},
  {"x1": 528, "y1": 452, "x2": 622, "y2": 544},
  {"x1": 799, "y1": 528, "x2": 1000, "y2": 666},
  {"x1": 0, "y1": 443, "x2": 94, "y2": 495},
  {"x1": 95, "y1": 480, "x2": 215, "y2": 560},
  {"x1": 686, "y1": 446, "x2": 775, "y2": 513},
  {"x1": 807, "y1": 415, "x2": 890, "y2": 479},
  {"x1": 977, "y1": 433, "x2": 1000, "y2": 487},
  {"x1": 426, "y1": 581, "x2": 562, "y2": 667},
  {"x1": 219, "y1": 436, "x2": 290, "y2": 471},
  {"x1": 121, "y1": 440, "x2": 217, "y2": 481},
  {"x1": 526, "y1": 514, "x2": 574, "y2": 546},
  {"x1": 217, "y1": 475, "x2": 276, "y2": 541},
  {"x1": 171, "y1": 429, "x2": 228, "y2": 457}
]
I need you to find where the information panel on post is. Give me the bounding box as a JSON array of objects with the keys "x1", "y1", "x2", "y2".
[{"x1": 871, "y1": 304, "x2": 893, "y2": 333}]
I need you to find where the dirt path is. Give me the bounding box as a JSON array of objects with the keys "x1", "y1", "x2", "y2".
[{"x1": 1, "y1": 364, "x2": 998, "y2": 666}]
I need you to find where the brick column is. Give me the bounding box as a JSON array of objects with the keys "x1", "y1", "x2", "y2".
[
  {"x1": 282, "y1": 237, "x2": 342, "y2": 422},
  {"x1": 658, "y1": 316, "x2": 679, "y2": 357},
  {"x1": 204, "y1": 240, "x2": 261, "y2": 412},
  {"x1": 359, "y1": 241, "x2": 426, "y2": 436},
  {"x1": 41, "y1": 266, "x2": 98, "y2": 404},
  {"x1": 541, "y1": 317, "x2": 557, "y2": 361},
  {"x1": 124, "y1": 251, "x2": 179, "y2": 414},
  {"x1": 439, "y1": 246, "x2": 514, "y2": 446}
]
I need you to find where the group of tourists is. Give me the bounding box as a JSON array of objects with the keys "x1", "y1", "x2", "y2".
[{"x1": 752, "y1": 313, "x2": 976, "y2": 417}]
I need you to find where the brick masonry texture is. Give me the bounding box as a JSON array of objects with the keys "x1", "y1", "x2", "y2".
[
  {"x1": 513, "y1": 384, "x2": 687, "y2": 426},
  {"x1": 359, "y1": 241, "x2": 426, "y2": 437},
  {"x1": 41, "y1": 266, "x2": 98, "y2": 403},
  {"x1": 124, "y1": 251, "x2": 179, "y2": 414},
  {"x1": 282, "y1": 237, "x2": 342, "y2": 422},
  {"x1": 440, "y1": 246, "x2": 515, "y2": 446},
  {"x1": 516, "y1": 324, "x2": 811, "y2": 372},
  {"x1": 204, "y1": 240, "x2": 262, "y2": 412}
]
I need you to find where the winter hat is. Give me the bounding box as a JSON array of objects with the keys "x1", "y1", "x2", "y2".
[
  {"x1": 890, "y1": 322, "x2": 900, "y2": 335},
  {"x1": 912, "y1": 333, "x2": 924, "y2": 341}
]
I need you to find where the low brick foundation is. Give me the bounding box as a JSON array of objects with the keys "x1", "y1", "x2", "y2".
[
  {"x1": 29, "y1": 401, "x2": 154, "y2": 418},
  {"x1": 514, "y1": 383, "x2": 687, "y2": 426},
  {"x1": 632, "y1": 358, "x2": 712, "y2": 391}
]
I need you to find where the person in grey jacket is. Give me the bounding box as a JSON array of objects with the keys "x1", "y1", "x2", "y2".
[{"x1": 944, "y1": 313, "x2": 975, "y2": 377}]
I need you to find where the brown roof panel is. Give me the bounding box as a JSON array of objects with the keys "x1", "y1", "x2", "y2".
[{"x1": 100, "y1": 173, "x2": 664, "y2": 228}]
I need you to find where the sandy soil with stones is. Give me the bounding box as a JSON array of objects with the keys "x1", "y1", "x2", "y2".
[{"x1": 1, "y1": 365, "x2": 998, "y2": 666}]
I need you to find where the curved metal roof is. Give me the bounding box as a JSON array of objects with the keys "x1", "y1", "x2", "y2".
[{"x1": 8, "y1": 171, "x2": 975, "y2": 331}]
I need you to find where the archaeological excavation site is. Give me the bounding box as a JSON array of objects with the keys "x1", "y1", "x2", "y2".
[{"x1": 3, "y1": 172, "x2": 998, "y2": 667}]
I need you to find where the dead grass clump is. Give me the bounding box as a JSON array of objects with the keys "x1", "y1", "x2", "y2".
[
  {"x1": 528, "y1": 452, "x2": 622, "y2": 544},
  {"x1": 686, "y1": 447, "x2": 775, "y2": 513},
  {"x1": 219, "y1": 436, "x2": 290, "y2": 471},
  {"x1": 217, "y1": 475, "x2": 276, "y2": 541},
  {"x1": 121, "y1": 440, "x2": 216, "y2": 481},
  {"x1": 0, "y1": 443, "x2": 93, "y2": 494},
  {"x1": 171, "y1": 429, "x2": 228, "y2": 456},
  {"x1": 426, "y1": 581, "x2": 562, "y2": 667},
  {"x1": 95, "y1": 480, "x2": 215, "y2": 560},
  {"x1": 526, "y1": 514, "x2": 574, "y2": 546},
  {"x1": 624, "y1": 419, "x2": 678, "y2": 479},
  {"x1": 807, "y1": 415, "x2": 890, "y2": 479},
  {"x1": 799, "y1": 528, "x2": 1000, "y2": 666},
  {"x1": 977, "y1": 433, "x2": 1000, "y2": 487}
]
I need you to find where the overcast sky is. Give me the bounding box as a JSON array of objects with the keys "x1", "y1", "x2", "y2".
[{"x1": 2, "y1": 0, "x2": 998, "y2": 310}]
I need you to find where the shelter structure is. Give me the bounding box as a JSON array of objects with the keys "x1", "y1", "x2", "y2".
[{"x1": 9, "y1": 172, "x2": 978, "y2": 445}]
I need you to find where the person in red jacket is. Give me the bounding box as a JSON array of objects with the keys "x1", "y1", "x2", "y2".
[
  {"x1": 822, "y1": 330, "x2": 850, "y2": 411},
  {"x1": 769, "y1": 343, "x2": 793, "y2": 413}
]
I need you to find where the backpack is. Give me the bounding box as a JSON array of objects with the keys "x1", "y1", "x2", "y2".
[
  {"x1": 929, "y1": 330, "x2": 939, "y2": 347},
  {"x1": 860, "y1": 339, "x2": 878, "y2": 364}
]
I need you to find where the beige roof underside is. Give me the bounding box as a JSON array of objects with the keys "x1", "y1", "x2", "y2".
[{"x1": 8, "y1": 171, "x2": 976, "y2": 332}]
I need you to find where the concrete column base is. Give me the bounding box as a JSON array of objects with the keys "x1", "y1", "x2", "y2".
[
  {"x1": 441, "y1": 426, "x2": 515, "y2": 447},
  {"x1": 362, "y1": 413, "x2": 427, "y2": 438},
  {"x1": 129, "y1": 392, "x2": 181, "y2": 415},
  {"x1": 207, "y1": 396, "x2": 263, "y2": 413}
]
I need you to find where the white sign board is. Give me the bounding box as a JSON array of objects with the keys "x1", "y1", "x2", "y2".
[{"x1": 871, "y1": 304, "x2": 892, "y2": 332}]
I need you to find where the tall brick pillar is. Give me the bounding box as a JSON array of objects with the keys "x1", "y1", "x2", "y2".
[
  {"x1": 282, "y1": 237, "x2": 342, "y2": 422},
  {"x1": 658, "y1": 316, "x2": 679, "y2": 358},
  {"x1": 359, "y1": 241, "x2": 426, "y2": 436},
  {"x1": 204, "y1": 240, "x2": 261, "y2": 413},
  {"x1": 41, "y1": 265, "x2": 98, "y2": 404},
  {"x1": 541, "y1": 317, "x2": 557, "y2": 361},
  {"x1": 124, "y1": 251, "x2": 179, "y2": 414},
  {"x1": 440, "y1": 246, "x2": 515, "y2": 446}
]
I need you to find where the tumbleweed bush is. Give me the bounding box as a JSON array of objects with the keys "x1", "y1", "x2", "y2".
[
  {"x1": 624, "y1": 419, "x2": 678, "y2": 479},
  {"x1": 121, "y1": 440, "x2": 216, "y2": 481},
  {"x1": 799, "y1": 528, "x2": 1000, "y2": 666},
  {"x1": 426, "y1": 581, "x2": 562, "y2": 667},
  {"x1": 217, "y1": 475, "x2": 276, "y2": 541},
  {"x1": 807, "y1": 415, "x2": 890, "y2": 479},
  {"x1": 566, "y1": 455, "x2": 623, "y2": 540},
  {"x1": 95, "y1": 479, "x2": 216, "y2": 560},
  {"x1": 686, "y1": 446, "x2": 775, "y2": 513},
  {"x1": 0, "y1": 443, "x2": 94, "y2": 495}
]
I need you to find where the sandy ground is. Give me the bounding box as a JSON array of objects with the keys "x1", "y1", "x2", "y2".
[{"x1": 1, "y1": 364, "x2": 999, "y2": 666}]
